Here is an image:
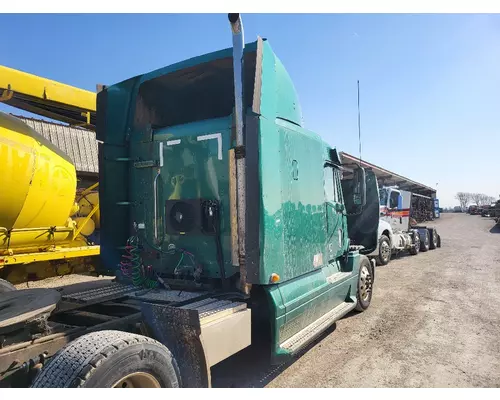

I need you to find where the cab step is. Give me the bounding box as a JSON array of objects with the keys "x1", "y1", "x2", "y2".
[{"x1": 279, "y1": 301, "x2": 356, "y2": 354}]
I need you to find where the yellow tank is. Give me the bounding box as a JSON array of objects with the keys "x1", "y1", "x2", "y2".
[
  {"x1": 69, "y1": 202, "x2": 80, "y2": 217},
  {"x1": 0, "y1": 112, "x2": 77, "y2": 255},
  {"x1": 73, "y1": 217, "x2": 96, "y2": 237},
  {"x1": 78, "y1": 192, "x2": 100, "y2": 229}
]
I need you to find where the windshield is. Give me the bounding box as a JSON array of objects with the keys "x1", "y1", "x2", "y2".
[{"x1": 379, "y1": 188, "x2": 388, "y2": 206}]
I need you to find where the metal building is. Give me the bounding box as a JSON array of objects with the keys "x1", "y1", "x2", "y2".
[
  {"x1": 340, "y1": 152, "x2": 437, "y2": 199},
  {"x1": 13, "y1": 114, "x2": 99, "y2": 188}
]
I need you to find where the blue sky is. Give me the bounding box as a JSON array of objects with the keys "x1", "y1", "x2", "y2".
[{"x1": 1, "y1": 14, "x2": 499, "y2": 207}]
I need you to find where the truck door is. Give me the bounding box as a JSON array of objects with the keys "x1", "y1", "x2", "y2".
[
  {"x1": 323, "y1": 163, "x2": 345, "y2": 264},
  {"x1": 388, "y1": 189, "x2": 403, "y2": 232},
  {"x1": 342, "y1": 168, "x2": 380, "y2": 254}
]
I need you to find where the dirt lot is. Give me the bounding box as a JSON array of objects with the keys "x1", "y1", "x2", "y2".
[
  {"x1": 212, "y1": 213, "x2": 500, "y2": 387},
  {"x1": 14, "y1": 274, "x2": 112, "y2": 290},
  {"x1": 13, "y1": 213, "x2": 500, "y2": 387}
]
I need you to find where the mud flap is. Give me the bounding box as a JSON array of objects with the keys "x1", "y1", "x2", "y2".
[
  {"x1": 427, "y1": 227, "x2": 441, "y2": 249},
  {"x1": 140, "y1": 302, "x2": 211, "y2": 388},
  {"x1": 140, "y1": 298, "x2": 251, "y2": 388}
]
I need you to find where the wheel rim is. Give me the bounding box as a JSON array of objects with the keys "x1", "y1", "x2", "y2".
[
  {"x1": 113, "y1": 372, "x2": 161, "y2": 388},
  {"x1": 414, "y1": 236, "x2": 420, "y2": 250},
  {"x1": 380, "y1": 241, "x2": 390, "y2": 262},
  {"x1": 359, "y1": 264, "x2": 372, "y2": 302},
  {"x1": 433, "y1": 232, "x2": 438, "y2": 247}
]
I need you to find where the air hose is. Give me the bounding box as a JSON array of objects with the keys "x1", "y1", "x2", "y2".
[{"x1": 120, "y1": 235, "x2": 158, "y2": 289}]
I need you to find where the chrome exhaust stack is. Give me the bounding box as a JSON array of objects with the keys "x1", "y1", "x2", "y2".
[
  {"x1": 228, "y1": 13, "x2": 245, "y2": 149},
  {"x1": 228, "y1": 13, "x2": 249, "y2": 293}
]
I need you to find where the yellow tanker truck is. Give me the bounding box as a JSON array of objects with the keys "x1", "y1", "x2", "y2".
[
  {"x1": 0, "y1": 65, "x2": 100, "y2": 285},
  {"x1": 0, "y1": 111, "x2": 100, "y2": 284}
]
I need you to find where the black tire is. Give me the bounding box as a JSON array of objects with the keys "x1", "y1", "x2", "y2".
[
  {"x1": 376, "y1": 235, "x2": 391, "y2": 266},
  {"x1": 32, "y1": 330, "x2": 181, "y2": 388},
  {"x1": 355, "y1": 256, "x2": 373, "y2": 312},
  {"x1": 0, "y1": 278, "x2": 16, "y2": 293},
  {"x1": 409, "y1": 231, "x2": 420, "y2": 255},
  {"x1": 420, "y1": 229, "x2": 430, "y2": 252},
  {"x1": 429, "y1": 228, "x2": 438, "y2": 250}
]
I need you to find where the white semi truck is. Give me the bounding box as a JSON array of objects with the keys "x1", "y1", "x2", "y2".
[{"x1": 369, "y1": 186, "x2": 441, "y2": 266}]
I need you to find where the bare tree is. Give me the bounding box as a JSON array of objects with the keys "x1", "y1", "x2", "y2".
[
  {"x1": 471, "y1": 193, "x2": 482, "y2": 206},
  {"x1": 455, "y1": 192, "x2": 471, "y2": 211}
]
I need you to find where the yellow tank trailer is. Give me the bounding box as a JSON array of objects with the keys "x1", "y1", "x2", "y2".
[{"x1": 0, "y1": 112, "x2": 100, "y2": 284}]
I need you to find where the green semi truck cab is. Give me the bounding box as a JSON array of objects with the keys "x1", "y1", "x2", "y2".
[
  {"x1": 96, "y1": 13, "x2": 379, "y2": 372},
  {"x1": 0, "y1": 14, "x2": 380, "y2": 389}
]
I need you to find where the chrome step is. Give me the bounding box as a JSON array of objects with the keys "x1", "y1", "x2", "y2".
[
  {"x1": 326, "y1": 271, "x2": 352, "y2": 285},
  {"x1": 280, "y1": 301, "x2": 356, "y2": 354}
]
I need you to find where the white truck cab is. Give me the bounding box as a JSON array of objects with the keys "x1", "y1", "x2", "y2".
[{"x1": 368, "y1": 186, "x2": 440, "y2": 266}]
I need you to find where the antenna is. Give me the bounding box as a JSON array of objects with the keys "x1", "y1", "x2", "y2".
[{"x1": 357, "y1": 80, "x2": 362, "y2": 164}]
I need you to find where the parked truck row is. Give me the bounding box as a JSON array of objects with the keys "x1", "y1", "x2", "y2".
[
  {"x1": 468, "y1": 201, "x2": 500, "y2": 225},
  {"x1": 0, "y1": 14, "x2": 441, "y2": 389}
]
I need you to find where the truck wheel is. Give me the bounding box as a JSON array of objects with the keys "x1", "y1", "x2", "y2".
[
  {"x1": 0, "y1": 278, "x2": 16, "y2": 293},
  {"x1": 420, "y1": 230, "x2": 430, "y2": 252},
  {"x1": 376, "y1": 235, "x2": 391, "y2": 266},
  {"x1": 409, "y1": 232, "x2": 420, "y2": 255},
  {"x1": 429, "y1": 229, "x2": 438, "y2": 250},
  {"x1": 31, "y1": 330, "x2": 181, "y2": 388},
  {"x1": 355, "y1": 257, "x2": 373, "y2": 312}
]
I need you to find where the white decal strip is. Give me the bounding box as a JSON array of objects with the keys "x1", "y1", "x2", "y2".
[
  {"x1": 159, "y1": 142, "x2": 164, "y2": 167},
  {"x1": 197, "y1": 133, "x2": 222, "y2": 160},
  {"x1": 166, "y1": 139, "x2": 181, "y2": 146}
]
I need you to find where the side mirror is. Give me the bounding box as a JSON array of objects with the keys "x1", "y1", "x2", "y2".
[{"x1": 352, "y1": 167, "x2": 367, "y2": 208}]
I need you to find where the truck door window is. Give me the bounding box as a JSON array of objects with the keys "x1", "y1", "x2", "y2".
[
  {"x1": 324, "y1": 166, "x2": 334, "y2": 203},
  {"x1": 324, "y1": 165, "x2": 340, "y2": 204},
  {"x1": 389, "y1": 191, "x2": 399, "y2": 209},
  {"x1": 333, "y1": 169, "x2": 342, "y2": 203},
  {"x1": 379, "y1": 188, "x2": 388, "y2": 206}
]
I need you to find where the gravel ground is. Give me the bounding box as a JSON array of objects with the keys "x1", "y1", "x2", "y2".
[
  {"x1": 13, "y1": 213, "x2": 500, "y2": 387},
  {"x1": 14, "y1": 273, "x2": 113, "y2": 290},
  {"x1": 211, "y1": 213, "x2": 500, "y2": 388}
]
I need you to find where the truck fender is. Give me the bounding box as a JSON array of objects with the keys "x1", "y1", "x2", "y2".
[
  {"x1": 140, "y1": 302, "x2": 211, "y2": 388},
  {"x1": 378, "y1": 220, "x2": 393, "y2": 243},
  {"x1": 366, "y1": 220, "x2": 393, "y2": 257}
]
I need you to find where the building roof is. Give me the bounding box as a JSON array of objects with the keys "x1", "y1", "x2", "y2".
[
  {"x1": 14, "y1": 114, "x2": 99, "y2": 175},
  {"x1": 340, "y1": 151, "x2": 437, "y2": 198},
  {"x1": 6, "y1": 114, "x2": 439, "y2": 194}
]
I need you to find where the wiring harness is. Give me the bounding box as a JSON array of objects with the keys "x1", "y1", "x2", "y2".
[{"x1": 120, "y1": 235, "x2": 202, "y2": 289}]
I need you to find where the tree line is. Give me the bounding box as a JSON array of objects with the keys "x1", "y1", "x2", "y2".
[{"x1": 455, "y1": 192, "x2": 497, "y2": 211}]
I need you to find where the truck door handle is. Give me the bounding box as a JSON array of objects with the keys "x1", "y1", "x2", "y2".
[
  {"x1": 153, "y1": 141, "x2": 164, "y2": 244},
  {"x1": 153, "y1": 169, "x2": 161, "y2": 243}
]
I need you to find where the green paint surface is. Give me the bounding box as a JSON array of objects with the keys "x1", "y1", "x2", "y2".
[{"x1": 98, "y1": 37, "x2": 378, "y2": 360}]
